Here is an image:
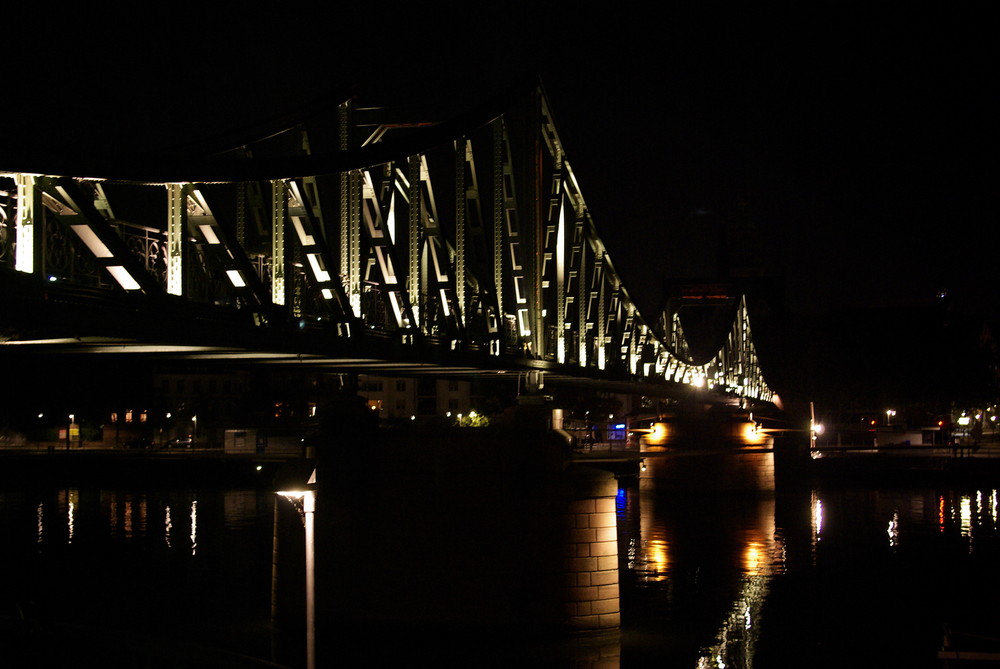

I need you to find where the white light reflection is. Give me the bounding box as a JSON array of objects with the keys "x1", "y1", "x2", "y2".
[
  {"x1": 811, "y1": 492, "x2": 823, "y2": 563},
  {"x1": 190, "y1": 500, "x2": 198, "y2": 556},
  {"x1": 993, "y1": 490, "x2": 998, "y2": 527},
  {"x1": 697, "y1": 502, "x2": 778, "y2": 669},
  {"x1": 67, "y1": 489, "x2": 78, "y2": 544},
  {"x1": 36, "y1": 503, "x2": 44, "y2": 543},
  {"x1": 961, "y1": 496, "x2": 972, "y2": 541},
  {"x1": 165, "y1": 505, "x2": 173, "y2": 548},
  {"x1": 887, "y1": 512, "x2": 899, "y2": 548},
  {"x1": 124, "y1": 495, "x2": 133, "y2": 540}
]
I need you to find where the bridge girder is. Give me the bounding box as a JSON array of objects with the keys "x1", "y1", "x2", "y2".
[{"x1": 0, "y1": 81, "x2": 773, "y2": 403}]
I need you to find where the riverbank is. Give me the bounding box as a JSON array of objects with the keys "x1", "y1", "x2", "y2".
[
  {"x1": 0, "y1": 448, "x2": 290, "y2": 488},
  {"x1": 780, "y1": 440, "x2": 1000, "y2": 488}
]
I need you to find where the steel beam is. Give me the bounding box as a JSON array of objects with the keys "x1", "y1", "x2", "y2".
[
  {"x1": 167, "y1": 183, "x2": 186, "y2": 296},
  {"x1": 14, "y1": 174, "x2": 36, "y2": 273}
]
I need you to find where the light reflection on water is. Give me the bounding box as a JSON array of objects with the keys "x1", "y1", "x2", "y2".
[
  {"x1": 619, "y1": 484, "x2": 1000, "y2": 668},
  {"x1": 1, "y1": 487, "x2": 277, "y2": 665},
  {"x1": 8, "y1": 481, "x2": 1000, "y2": 667}
]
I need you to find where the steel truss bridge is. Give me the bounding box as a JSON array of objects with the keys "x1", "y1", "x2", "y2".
[{"x1": 0, "y1": 78, "x2": 772, "y2": 404}]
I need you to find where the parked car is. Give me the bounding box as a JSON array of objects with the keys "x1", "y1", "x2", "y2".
[
  {"x1": 166, "y1": 436, "x2": 194, "y2": 449},
  {"x1": 123, "y1": 437, "x2": 154, "y2": 450}
]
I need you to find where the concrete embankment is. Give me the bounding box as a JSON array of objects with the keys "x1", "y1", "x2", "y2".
[{"x1": 0, "y1": 450, "x2": 288, "y2": 488}]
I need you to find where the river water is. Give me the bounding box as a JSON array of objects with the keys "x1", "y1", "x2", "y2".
[{"x1": 2, "y1": 469, "x2": 999, "y2": 667}]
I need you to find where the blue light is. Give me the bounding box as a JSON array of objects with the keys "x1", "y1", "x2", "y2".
[{"x1": 614, "y1": 423, "x2": 626, "y2": 429}]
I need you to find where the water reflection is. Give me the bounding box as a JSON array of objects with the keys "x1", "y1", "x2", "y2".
[
  {"x1": 620, "y1": 485, "x2": 1000, "y2": 668},
  {"x1": 698, "y1": 500, "x2": 780, "y2": 669},
  {"x1": 190, "y1": 498, "x2": 198, "y2": 556},
  {"x1": 1, "y1": 487, "x2": 277, "y2": 662},
  {"x1": 620, "y1": 485, "x2": 780, "y2": 668},
  {"x1": 810, "y1": 491, "x2": 823, "y2": 563},
  {"x1": 12, "y1": 476, "x2": 1000, "y2": 667}
]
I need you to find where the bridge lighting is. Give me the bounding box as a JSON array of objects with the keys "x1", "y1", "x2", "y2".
[
  {"x1": 198, "y1": 224, "x2": 221, "y2": 245},
  {"x1": 225, "y1": 270, "x2": 247, "y2": 288},
  {"x1": 306, "y1": 254, "x2": 331, "y2": 282},
  {"x1": 70, "y1": 224, "x2": 113, "y2": 258},
  {"x1": 106, "y1": 266, "x2": 142, "y2": 291},
  {"x1": 646, "y1": 422, "x2": 669, "y2": 445}
]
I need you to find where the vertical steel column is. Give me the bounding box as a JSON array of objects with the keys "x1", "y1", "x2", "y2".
[
  {"x1": 492, "y1": 121, "x2": 504, "y2": 338},
  {"x1": 454, "y1": 138, "x2": 467, "y2": 326},
  {"x1": 14, "y1": 174, "x2": 35, "y2": 274},
  {"x1": 407, "y1": 155, "x2": 421, "y2": 328},
  {"x1": 271, "y1": 180, "x2": 286, "y2": 306},
  {"x1": 531, "y1": 99, "x2": 545, "y2": 359},
  {"x1": 166, "y1": 183, "x2": 186, "y2": 296},
  {"x1": 339, "y1": 101, "x2": 362, "y2": 318},
  {"x1": 627, "y1": 307, "x2": 638, "y2": 374},
  {"x1": 236, "y1": 182, "x2": 246, "y2": 247},
  {"x1": 555, "y1": 195, "x2": 566, "y2": 363},
  {"x1": 596, "y1": 255, "x2": 606, "y2": 370},
  {"x1": 577, "y1": 224, "x2": 588, "y2": 367},
  {"x1": 348, "y1": 170, "x2": 362, "y2": 318}
]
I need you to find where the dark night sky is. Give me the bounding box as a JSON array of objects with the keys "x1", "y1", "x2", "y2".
[{"x1": 3, "y1": 5, "x2": 996, "y2": 402}]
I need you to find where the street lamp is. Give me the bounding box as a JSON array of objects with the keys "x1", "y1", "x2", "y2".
[
  {"x1": 886, "y1": 409, "x2": 896, "y2": 426},
  {"x1": 277, "y1": 468, "x2": 317, "y2": 669}
]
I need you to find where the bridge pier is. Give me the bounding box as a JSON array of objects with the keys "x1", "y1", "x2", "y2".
[
  {"x1": 563, "y1": 467, "x2": 621, "y2": 632},
  {"x1": 641, "y1": 448, "x2": 775, "y2": 493}
]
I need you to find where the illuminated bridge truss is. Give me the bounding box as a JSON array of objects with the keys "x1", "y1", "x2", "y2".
[
  {"x1": 659, "y1": 296, "x2": 773, "y2": 403},
  {"x1": 0, "y1": 81, "x2": 772, "y2": 403}
]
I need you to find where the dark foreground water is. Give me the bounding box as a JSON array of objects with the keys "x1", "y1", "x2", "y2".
[{"x1": 3, "y1": 471, "x2": 1000, "y2": 667}]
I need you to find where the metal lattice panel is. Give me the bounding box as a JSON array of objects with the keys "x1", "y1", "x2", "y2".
[{"x1": 0, "y1": 80, "x2": 773, "y2": 403}]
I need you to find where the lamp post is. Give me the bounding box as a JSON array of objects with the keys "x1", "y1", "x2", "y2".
[{"x1": 277, "y1": 468, "x2": 317, "y2": 669}]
